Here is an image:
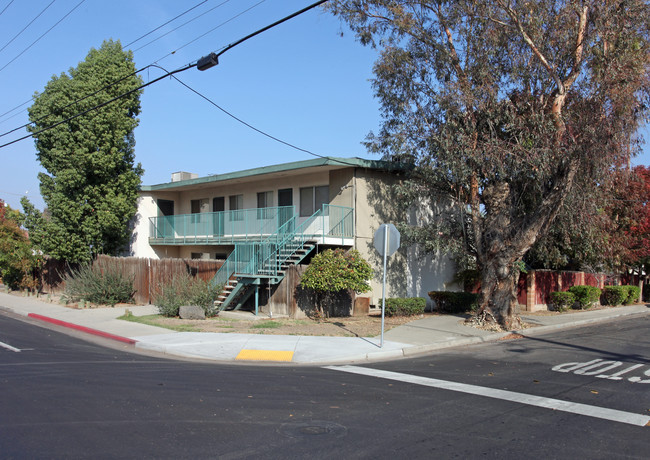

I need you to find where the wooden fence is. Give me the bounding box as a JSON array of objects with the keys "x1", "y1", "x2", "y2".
[{"x1": 40, "y1": 255, "x2": 224, "y2": 305}]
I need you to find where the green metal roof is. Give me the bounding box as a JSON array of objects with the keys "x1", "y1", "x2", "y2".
[{"x1": 140, "y1": 156, "x2": 405, "y2": 191}]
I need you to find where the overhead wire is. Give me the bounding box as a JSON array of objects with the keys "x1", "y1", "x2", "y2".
[
  {"x1": 0, "y1": 0, "x2": 14, "y2": 17},
  {"x1": 124, "y1": 0, "x2": 209, "y2": 49},
  {"x1": 0, "y1": 0, "x2": 252, "y2": 126},
  {"x1": 0, "y1": 0, "x2": 340, "y2": 163},
  {"x1": 0, "y1": 0, "x2": 86, "y2": 73},
  {"x1": 0, "y1": 65, "x2": 156, "y2": 139},
  {"x1": 151, "y1": 0, "x2": 266, "y2": 64},
  {"x1": 0, "y1": 63, "x2": 196, "y2": 149},
  {"x1": 0, "y1": 0, "x2": 56, "y2": 54},
  {"x1": 132, "y1": 0, "x2": 232, "y2": 53}
]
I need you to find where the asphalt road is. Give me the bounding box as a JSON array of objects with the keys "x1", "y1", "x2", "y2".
[{"x1": 0, "y1": 311, "x2": 648, "y2": 459}]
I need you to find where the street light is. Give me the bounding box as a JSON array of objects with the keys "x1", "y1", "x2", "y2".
[{"x1": 197, "y1": 53, "x2": 219, "y2": 71}]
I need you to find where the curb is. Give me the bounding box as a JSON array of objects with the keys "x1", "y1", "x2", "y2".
[{"x1": 27, "y1": 313, "x2": 137, "y2": 345}]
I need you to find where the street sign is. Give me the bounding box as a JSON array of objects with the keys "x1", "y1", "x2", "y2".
[
  {"x1": 374, "y1": 223, "x2": 400, "y2": 257},
  {"x1": 374, "y1": 223, "x2": 401, "y2": 348}
]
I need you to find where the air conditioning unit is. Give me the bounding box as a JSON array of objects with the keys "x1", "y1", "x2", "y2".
[{"x1": 171, "y1": 171, "x2": 198, "y2": 182}]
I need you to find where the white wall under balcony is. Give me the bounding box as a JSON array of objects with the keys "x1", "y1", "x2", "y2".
[{"x1": 131, "y1": 194, "x2": 158, "y2": 259}]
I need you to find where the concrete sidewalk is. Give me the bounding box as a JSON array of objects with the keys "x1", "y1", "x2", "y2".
[{"x1": 1, "y1": 290, "x2": 647, "y2": 364}]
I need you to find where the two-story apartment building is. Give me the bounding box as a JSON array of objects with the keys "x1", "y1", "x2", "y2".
[{"x1": 131, "y1": 157, "x2": 458, "y2": 313}]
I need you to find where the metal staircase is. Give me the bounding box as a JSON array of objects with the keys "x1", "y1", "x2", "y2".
[{"x1": 210, "y1": 204, "x2": 351, "y2": 313}]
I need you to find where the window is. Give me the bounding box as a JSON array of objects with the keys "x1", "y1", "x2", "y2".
[
  {"x1": 213, "y1": 197, "x2": 225, "y2": 212},
  {"x1": 157, "y1": 199, "x2": 174, "y2": 217},
  {"x1": 229, "y1": 194, "x2": 243, "y2": 221},
  {"x1": 299, "y1": 185, "x2": 329, "y2": 217},
  {"x1": 190, "y1": 198, "x2": 208, "y2": 223},
  {"x1": 278, "y1": 188, "x2": 292, "y2": 207},
  {"x1": 257, "y1": 191, "x2": 273, "y2": 219}
]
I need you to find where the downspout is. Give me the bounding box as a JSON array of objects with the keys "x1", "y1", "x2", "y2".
[{"x1": 353, "y1": 168, "x2": 358, "y2": 250}]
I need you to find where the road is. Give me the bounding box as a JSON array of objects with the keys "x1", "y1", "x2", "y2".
[{"x1": 0, "y1": 310, "x2": 648, "y2": 459}]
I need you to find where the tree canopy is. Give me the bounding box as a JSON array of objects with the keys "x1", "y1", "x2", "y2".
[
  {"x1": 329, "y1": 0, "x2": 650, "y2": 329},
  {"x1": 0, "y1": 199, "x2": 40, "y2": 290},
  {"x1": 23, "y1": 40, "x2": 143, "y2": 263}
]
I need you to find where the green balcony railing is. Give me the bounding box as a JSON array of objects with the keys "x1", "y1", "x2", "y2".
[
  {"x1": 210, "y1": 204, "x2": 354, "y2": 291},
  {"x1": 149, "y1": 206, "x2": 294, "y2": 245}
]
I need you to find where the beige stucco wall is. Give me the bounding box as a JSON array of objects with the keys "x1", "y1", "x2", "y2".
[
  {"x1": 133, "y1": 165, "x2": 458, "y2": 307},
  {"x1": 352, "y1": 168, "x2": 458, "y2": 306}
]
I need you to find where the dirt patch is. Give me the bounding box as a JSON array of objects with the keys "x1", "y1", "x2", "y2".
[{"x1": 145, "y1": 312, "x2": 431, "y2": 338}]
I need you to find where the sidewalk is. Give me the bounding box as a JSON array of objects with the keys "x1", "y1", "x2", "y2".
[{"x1": 1, "y1": 290, "x2": 647, "y2": 365}]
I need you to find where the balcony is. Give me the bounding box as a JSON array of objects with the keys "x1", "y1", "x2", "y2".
[{"x1": 148, "y1": 205, "x2": 354, "y2": 246}]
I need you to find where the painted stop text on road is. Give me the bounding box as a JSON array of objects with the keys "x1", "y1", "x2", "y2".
[{"x1": 552, "y1": 359, "x2": 650, "y2": 383}]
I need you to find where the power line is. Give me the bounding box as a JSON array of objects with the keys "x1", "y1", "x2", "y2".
[
  {"x1": 0, "y1": 0, "x2": 56, "y2": 54},
  {"x1": 0, "y1": 63, "x2": 195, "y2": 150},
  {"x1": 124, "y1": 0, "x2": 209, "y2": 48},
  {"x1": 0, "y1": 0, "x2": 85, "y2": 73},
  {"x1": 0, "y1": 0, "x2": 15, "y2": 17},
  {"x1": 169, "y1": 71, "x2": 332, "y2": 161},
  {"x1": 0, "y1": 65, "x2": 154, "y2": 139},
  {"x1": 133, "y1": 0, "x2": 233, "y2": 54},
  {"x1": 0, "y1": 0, "x2": 333, "y2": 152},
  {"x1": 0, "y1": 99, "x2": 30, "y2": 123},
  {"x1": 151, "y1": 0, "x2": 265, "y2": 64}
]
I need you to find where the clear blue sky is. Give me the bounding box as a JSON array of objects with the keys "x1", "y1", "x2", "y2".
[{"x1": 1, "y1": 0, "x2": 648, "y2": 211}]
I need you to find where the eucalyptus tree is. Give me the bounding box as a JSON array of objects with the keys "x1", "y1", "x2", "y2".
[
  {"x1": 24, "y1": 40, "x2": 143, "y2": 263},
  {"x1": 328, "y1": 1, "x2": 650, "y2": 328}
]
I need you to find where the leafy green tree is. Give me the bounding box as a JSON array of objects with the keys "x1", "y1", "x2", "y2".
[
  {"x1": 329, "y1": 0, "x2": 650, "y2": 329},
  {"x1": 23, "y1": 40, "x2": 143, "y2": 263},
  {"x1": 300, "y1": 249, "x2": 373, "y2": 317},
  {"x1": 0, "y1": 199, "x2": 41, "y2": 290}
]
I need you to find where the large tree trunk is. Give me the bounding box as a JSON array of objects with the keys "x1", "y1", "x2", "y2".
[{"x1": 476, "y1": 256, "x2": 522, "y2": 330}]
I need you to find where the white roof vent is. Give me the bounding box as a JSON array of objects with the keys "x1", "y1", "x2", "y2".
[{"x1": 171, "y1": 171, "x2": 198, "y2": 182}]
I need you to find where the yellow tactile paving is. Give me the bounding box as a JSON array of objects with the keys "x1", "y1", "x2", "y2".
[{"x1": 236, "y1": 349, "x2": 294, "y2": 362}]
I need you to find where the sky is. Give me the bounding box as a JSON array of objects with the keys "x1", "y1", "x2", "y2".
[{"x1": 0, "y1": 0, "x2": 648, "y2": 212}]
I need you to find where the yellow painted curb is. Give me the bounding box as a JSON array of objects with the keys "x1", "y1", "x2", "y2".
[{"x1": 236, "y1": 349, "x2": 294, "y2": 362}]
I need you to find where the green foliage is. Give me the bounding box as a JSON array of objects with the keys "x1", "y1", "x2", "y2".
[
  {"x1": 328, "y1": 0, "x2": 650, "y2": 329},
  {"x1": 623, "y1": 285, "x2": 641, "y2": 304},
  {"x1": 429, "y1": 291, "x2": 479, "y2": 314},
  {"x1": 549, "y1": 291, "x2": 576, "y2": 312},
  {"x1": 300, "y1": 249, "x2": 373, "y2": 294},
  {"x1": 63, "y1": 262, "x2": 134, "y2": 306},
  {"x1": 600, "y1": 286, "x2": 627, "y2": 306},
  {"x1": 24, "y1": 40, "x2": 143, "y2": 263},
  {"x1": 567, "y1": 285, "x2": 602, "y2": 310},
  {"x1": 154, "y1": 272, "x2": 221, "y2": 317},
  {"x1": 384, "y1": 297, "x2": 426, "y2": 317},
  {"x1": 0, "y1": 199, "x2": 41, "y2": 291}
]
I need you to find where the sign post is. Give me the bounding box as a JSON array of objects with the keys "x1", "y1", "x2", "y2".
[{"x1": 373, "y1": 223, "x2": 400, "y2": 347}]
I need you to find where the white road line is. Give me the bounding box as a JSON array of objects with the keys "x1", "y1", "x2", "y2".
[
  {"x1": 0, "y1": 340, "x2": 21, "y2": 352},
  {"x1": 325, "y1": 365, "x2": 650, "y2": 427}
]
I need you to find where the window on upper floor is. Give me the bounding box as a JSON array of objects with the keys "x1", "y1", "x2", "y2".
[
  {"x1": 257, "y1": 191, "x2": 273, "y2": 219},
  {"x1": 229, "y1": 194, "x2": 243, "y2": 221},
  {"x1": 299, "y1": 185, "x2": 329, "y2": 217}
]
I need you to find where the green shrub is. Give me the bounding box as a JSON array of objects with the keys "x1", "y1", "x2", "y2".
[
  {"x1": 154, "y1": 272, "x2": 221, "y2": 317},
  {"x1": 428, "y1": 291, "x2": 479, "y2": 314},
  {"x1": 549, "y1": 291, "x2": 576, "y2": 312},
  {"x1": 623, "y1": 285, "x2": 641, "y2": 305},
  {"x1": 63, "y1": 262, "x2": 135, "y2": 307},
  {"x1": 384, "y1": 297, "x2": 426, "y2": 317},
  {"x1": 600, "y1": 286, "x2": 627, "y2": 306},
  {"x1": 567, "y1": 285, "x2": 601, "y2": 309}
]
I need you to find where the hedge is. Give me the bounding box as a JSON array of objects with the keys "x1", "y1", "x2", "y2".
[
  {"x1": 623, "y1": 285, "x2": 641, "y2": 305},
  {"x1": 600, "y1": 286, "x2": 627, "y2": 306},
  {"x1": 549, "y1": 291, "x2": 576, "y2": 312},
  {"x1": 428, "y1": 291, "x2": 479, "y2": 314},
  {"x1": 384, "y1": 297, "x2": 426, "y2": 317},
  {"x1": 567, "y1": 285, "x2": 601, "y2": 310}
]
